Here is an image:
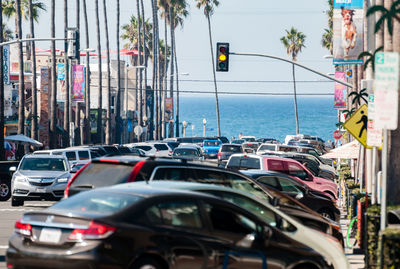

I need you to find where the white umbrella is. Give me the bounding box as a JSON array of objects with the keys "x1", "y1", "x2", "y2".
[
  {"x1": 321, "y1": 140, "x2": 360, "y2": 159},
  {"x1": 5, "y1": 134, "x2": 43, "y2": 147}
]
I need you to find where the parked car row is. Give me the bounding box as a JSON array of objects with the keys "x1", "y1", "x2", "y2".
[{"x1": 6, "y1": 154, "x2": 347, "y2": 268}]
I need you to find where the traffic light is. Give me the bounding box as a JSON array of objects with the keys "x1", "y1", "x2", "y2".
[
  {"x1": 216, "y1": 42, "x2": 229, "y2": 72},
  {"x1": 66, "y1": 28, "x2": 80, "y2": 59}
]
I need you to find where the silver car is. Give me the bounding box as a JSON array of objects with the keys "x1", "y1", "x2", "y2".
[{"x1": 10, "y1": 155, "x2": 71, "y2": 207}]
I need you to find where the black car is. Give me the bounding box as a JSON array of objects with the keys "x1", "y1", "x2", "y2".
[
  {"x1": 242, "y1": 170, "x2": 340, "y2": 222},
  {"x1": 7, "y1": 186, "x2": 330, "y2": 269}
]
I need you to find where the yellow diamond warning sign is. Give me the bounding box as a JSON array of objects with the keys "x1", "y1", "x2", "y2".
[{"x1": 343, "y1": 104, "x2": 370, "y2": 148}]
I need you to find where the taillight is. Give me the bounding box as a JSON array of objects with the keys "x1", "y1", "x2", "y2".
[
  {"x1": 127, "y1": 160, "x2": 146, "y2": 182},
  {"x1": 68, "y1": 221, "x2": 115, "y2": 241},
  {"x1": 15, "y1": 218, "x2": 32, "y2": 237},
  {"x1": 64, "y1": 161, "x2": 91, "y2": 198},
  {"x1": 218, "y1": 152, "x2": 221, "y2": 159}
]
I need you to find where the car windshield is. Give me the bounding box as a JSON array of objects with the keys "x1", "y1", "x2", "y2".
[
  {"x1": 221, "y1": 145, "x2": 242, "y2": 153},
  {"x1": 204, "y1": 141, "x2": 220, "y2": 147},
  {"x1": 227, "y1": 156, "x2": 261, "y2": 170},
  {"x1": 173, "y1": 148, "x2": 199, "y2": 156},
  {"x1": 20, "y1": 158, "x2": 68, "y2": 171},
  {"x1": 50, "y1": 191, "x2": 143, "y2": 217}
]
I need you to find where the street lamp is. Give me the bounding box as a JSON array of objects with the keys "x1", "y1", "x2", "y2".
[
  {"x1": 203, "y1": 118, "x2": 207, "y2": 137},
  {"x1": 171, "y1": 72, "x2": 189, "y2": 138},
  {"x1": 182, "y1": 121, "x2": 187, "y2": 137},
  {"x1": 142, "y1": 115, "x2": 148, "y2": 141}
]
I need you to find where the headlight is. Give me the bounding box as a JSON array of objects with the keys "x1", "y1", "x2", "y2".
[
  {"x1": 57, "y1": 177, "x2": 69, "y2": 183},
  {"x1": 14, "y1": 176, "x2": 27, "y2": 183}
]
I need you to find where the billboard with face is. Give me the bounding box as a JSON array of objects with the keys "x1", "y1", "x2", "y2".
[{"x1": 333, "y1": 0, "x2": 364, "y2": 65}]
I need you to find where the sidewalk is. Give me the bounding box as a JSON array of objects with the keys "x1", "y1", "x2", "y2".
[{"x1": 340, "y1": 211, "x2": 365, "y2": 269}]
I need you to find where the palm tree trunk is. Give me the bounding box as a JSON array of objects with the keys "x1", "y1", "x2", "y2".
[
  {"x1": 375, "y1": 0, "x2": 384, "y2": 48},
  {"x1": 64, "y1": 0, "x2": 70, "y2": 147},
  {"x1": 140, "y1": 0, "x2": 149, "y2": 140},
  {"x1": 103, "y1": 0, "x2": 111, "y2": 144},
  {"x1": 169, "y1": 7, "x2": 175, "y2": 137},
  {"x1": 163, "y1": 15, "x2": 168, "y2": 138},
  {"x1": 292, "y1": 63, "x2": 299, "y2": 134},
  {"x1": 174, "y1": 41, "x2": 180, "y2": 139},
  {"x1": 383, "y1": 0, "x2": 393, "y2": 52},
  {"x1": 115, "y1": 0, "x2": 121, "y2": 144},
  {"x1": 28, "y1": 0, "x2": 38, "y2": 140},
  {"x1": 156, "y1": 9, "x2": 162, "y2": 140},
  {"x1": 206, "y1": 13, "x2": 221, "y2": 137},
  {"x1": 151, "y1": 0, "x2": 158, "y2": 140},
  {"x1": 50, "y1": 0, "x2": 57, "y2": 148},
  {"x1": 16, "y1": 0, "x2": 24, "y2": 136},
  {"x1": 95, "y1": 0, "x2": 103, "y2": 144},
  {"x1": 136, "y1": 0, "x2": 142, "y2": 135},
  {"x1": 75, "y1": 0, "x2": 81, "y2": 145},
  {"x1": 82, "y1": 0, "x2": 90, "y2": 144},
  {"x1": 0, "y1": 0, "x2": 4, "y2": 160}
]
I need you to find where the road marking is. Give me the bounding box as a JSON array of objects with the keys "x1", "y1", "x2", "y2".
[{"x1": 0, "y1": 245, "x2": 8, "y2": 249}]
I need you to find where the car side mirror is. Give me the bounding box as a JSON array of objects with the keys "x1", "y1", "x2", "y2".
[
  {"x1": 236, "y1": 234, "x2": 256, "y2": 248},
  {"x1": 295, "y1": 192, "x2": 304, "y2": 200},
  {"x1": 70, "y1": 166, "x2": 79, "y2": 173},
  {"x1": 9, "y1": 166, "x2": 16, "y2": 172}
]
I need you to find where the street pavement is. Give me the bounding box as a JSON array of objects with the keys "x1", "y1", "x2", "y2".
[{"x1": 0, "y1": 200, "x2": 365, "y2": 269}]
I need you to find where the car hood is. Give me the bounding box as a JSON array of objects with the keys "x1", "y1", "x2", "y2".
[{"x1": 18, "y1": 170, "x2": 70, "y2": 178}]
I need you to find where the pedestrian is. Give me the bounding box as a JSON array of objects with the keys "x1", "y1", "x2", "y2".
[{"x1": 239, "y1": 133, "x2": 243, "y2": 139}]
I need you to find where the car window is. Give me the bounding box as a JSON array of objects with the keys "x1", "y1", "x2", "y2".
[
  {"x1": 140, "y1": 200, "x2": 202, "y2": 228},
  {"x1": 225, "y1": 173, "x2": 272, "y2": 203},
  {"x1": 52, "y1": 151, "x2": 62, "y2": 156},
  {"x1": 256, "y1": 176, "x2": 280, "y2": 189},
  {"x1": 287, "y1": 163, "x2": 309, "y2": 180},
  {"x1": 20, "y1": 158, "x2": 68, "y2": 171},
  {"x1": 267, "y1": 160, "x2": 285, "y2": 172},
  {"x1": 204, "y1": 191, "x2": 277, "y2": 227},
  {"x1": 152, "y1": 168, "x2": 186, "y2": 181},
  {"x1": 173, "y1": 148, "x2": 199, "y2": 156},
  {"x1": 259, "y1": 145, "x2": 276, "y2": 151},
  {"x1": 135, "y1": 145, "x2": 153, "y2": 152},
  {"x1": 221, "y1": 145, "x2": 242, "y2": 153},
  {"x1": 78, "y1": 151, "x2": 90, "y2": 160},
  {"x1": 204, "y1": 141, "x2": 221, "y2": 147},
  {"x1": 277, "y1": 177, "x2": 303, "y2": 195},
  {"x1": 154, "y1": 144, "x2": 169, "y2": 151},
  {"x1": 70, "y1": 163, "x2": 134, "y2": 188},
  {"x1": 194, "y1": 169, "x2": 226, "y2": 183},
  {"x1": 227, "y1": 156, "x2": 260, "y2": 170},
  {"x1": 65, "y1": 151, "x2": 77, "y2": 161},
  {"x1": 204, "y1": 203, "x2": 260, "y2": 235},
  {"x1": 90, "y1": 151, "x2": 101, "y2": 158}
]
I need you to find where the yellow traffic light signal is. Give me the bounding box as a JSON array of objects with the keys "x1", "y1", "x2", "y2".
[{"x1": 216, "y1": 43, "x2": 229, "y2": 72}]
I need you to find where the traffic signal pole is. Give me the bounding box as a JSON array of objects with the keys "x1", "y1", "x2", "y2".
[
  {"x1": 229, "y1": 52, "x2": 353, "y2": 88},
  {"x1": 0, "y1": 37, "x2": 74, "y2": 47}
]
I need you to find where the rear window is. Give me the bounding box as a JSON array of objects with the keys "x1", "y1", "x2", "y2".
[
  {"x1": 221, "y1": 145, "x2": 242, "y2": 153},
  {"x1": 103, "y1": 146, "x2": 120, "y2": 154},
  {"x1": 259, "y1": 145, "x2": 276, "y2": 151},
  {"x1": 70, "y1": 162, "x2": 135, "y2": 189},
  {"x1": 51, "y1": 191, "x2": 142, "y2": 217},
  {"x1": 118, "y1": 147, "x2": 132, "y2": 153},
  {"x1": 227, "y1": 156, "x2": 261, "y2": 170},
  {"x1": 78, "y1": 151, "x2": 90, "y2": 160},
  {"x1": 173, "y1": 148, "x2": 199, "y2": 156},
  {"x1": 135, "y1": 145, "x2": 152, "y2": 151},
  {"x1": 65, "y1": 151, "x2": 77, "y2": 161},
  {"x1": 278, "y1": 146, "x2": 297, "y2": 152},
  {"x1": 154, "y1": 144, "x2": 169, "y2": 151},
  {"x1": 243, "y1": 143, "x2": 258, "y2": 149}
]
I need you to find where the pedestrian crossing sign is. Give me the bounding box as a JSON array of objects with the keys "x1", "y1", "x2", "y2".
[{"x1": 343, "y1": 104, "x2": 370, "y2": 148}]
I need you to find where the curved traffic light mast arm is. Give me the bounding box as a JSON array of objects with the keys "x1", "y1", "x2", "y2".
[{"x1": 229, "y1": 52, "x2": 353, "y2": 88}]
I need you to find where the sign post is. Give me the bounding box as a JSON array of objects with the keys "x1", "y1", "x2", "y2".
[{"x1": 374, "y1": 52, "x2": 400, "y2": 231}]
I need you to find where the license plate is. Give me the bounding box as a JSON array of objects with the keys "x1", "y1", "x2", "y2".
[
  {"x1": 39, "y1": 228, "x2": 61, "y2": 243},
  {"x1": 36, "y1": 188, "x2": 46, "y2": 193}
]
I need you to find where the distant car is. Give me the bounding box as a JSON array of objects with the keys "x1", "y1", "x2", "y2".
[
  {"x1": 241, "y1": 135, "x2": 256, "y2": 142},
  {"x1": 129, "y1": 142, "x2": 172, "y2": 157},
  {"x1": 256, "y1": 138, "x2": 279, "y2": 144},
  {"x1": 201, "y1": 139, "x2": 222, "y2": 158},
  {"x1": 172, "y1": 145, "x2": 203, "y2": 161},
  {"x1": 33, "y1": 147, "x2": 92, "y2": 168},
  {"x1": 231, "y1": 139, "x2": 245, "y2": 144},
  {"x1": 6, "y1": 185, "x2": 334, "y2": 269},
  {"x1": 218, "y1": 143, "x2": 243, "y2": 164},
  {"x1": 10, "y1": 155, "x2": 71, "y2": 206}
]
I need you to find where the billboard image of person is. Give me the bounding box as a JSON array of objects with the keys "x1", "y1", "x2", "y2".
[{"x1": 333, "y1": 0, "x2": 364, "y2": 65}]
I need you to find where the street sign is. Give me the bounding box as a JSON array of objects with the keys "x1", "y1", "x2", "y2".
[
  {"x1": 374, "y1": 52, "x2": 400, "y2": 130},
  {"x1": 367, "y1": 94, "x2": 383, "y2": 147},
  {"x1": 345, "y1": 69, "x2": 352, "y2": 78},
  {"x1": 333, "y1": 130, "x2": 343, "y2": 140},
  {"x1": 343, "y1": 104, "x2": 370, "y2": 148},
  {"x1": 134, "y1": 126, "x2": 143, "y2": 136}
]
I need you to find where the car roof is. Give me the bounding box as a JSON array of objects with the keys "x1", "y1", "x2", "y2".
[{"x1": 24, "y1": 154, "x2": 67, "y2": 159}]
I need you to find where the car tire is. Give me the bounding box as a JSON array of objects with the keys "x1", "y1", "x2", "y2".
[
  {"x1": 11, "y1": 197, "x2": 24, "y2": 207},
  {"x1": 318, "y1": 208, "x2": 334, "y2": 221},
  {"x1": 131, "y1": 257, "x2": 163, "y2": 269},
  {"x1": 0, "y1": 180, "x2": 11, "y2": 201}
]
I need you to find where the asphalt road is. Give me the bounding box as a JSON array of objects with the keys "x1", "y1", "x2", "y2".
[{"x1": 0, "y1": 200, "x2": 55, "y2": 269}]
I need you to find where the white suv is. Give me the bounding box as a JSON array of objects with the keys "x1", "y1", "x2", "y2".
[{"x1": 128, "y1": 142, "x2": 172, "y2": 157}]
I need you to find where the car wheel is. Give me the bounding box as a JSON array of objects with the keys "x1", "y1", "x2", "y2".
[
  {"x1": 131, "y1": 257, "x2": 163, "y2": 269},
  {"x1": 318, "y1": 209, "x2": 334, "y2": 220},
  {"x1": 11, "y1": 197, "x2": 24, "y2": 207},
  {"x1": 0, "y1": 180, "x2": 11, "y2": 201}
]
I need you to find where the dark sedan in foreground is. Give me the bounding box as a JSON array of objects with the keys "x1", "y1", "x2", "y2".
[{"x1": 7, "y1": 186, "x2": 331, "y2": 269}]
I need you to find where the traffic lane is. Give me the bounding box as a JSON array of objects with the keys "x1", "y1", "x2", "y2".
[{"x1": 0, "y1": 200, "x2": 55, "y2": 269}]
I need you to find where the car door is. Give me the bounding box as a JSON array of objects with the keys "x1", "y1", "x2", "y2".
[
  {"x1": 136, "y1": 198, "x2": 217, "y2": 269},
  {"x1": 201, "y1": 200, "x2": 288, "y2": 269},
  {"x1": 284, "y1": 162, "x2": 323, "y2": 192}
]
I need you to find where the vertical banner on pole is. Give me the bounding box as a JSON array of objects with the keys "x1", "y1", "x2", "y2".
[
  {"x1": 334, "y1": 71, "x2": 347, "y2": 109},
  {"x1": 72, "y1": 65, "x2": 85, "y2": 102},
  {"x1": 3, "y1": 45, "x2": 10, "y2": 85}
]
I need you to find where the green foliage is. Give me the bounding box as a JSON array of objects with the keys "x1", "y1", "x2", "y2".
[
  {"x1": 280, "y1": 27, "x2": 306, "y2": 61},
  {"x1": 366, "y1": 205, "x2": 381, "y2": 267},
  {"x1": 358, "y1": 46, "x2": 383, "y2": 72},
  {"x1": 366, "y1": 1, "x2": 400, "y2": 36},
  {"x1": 380, "y1": 228, "x2": 400, "y2": 269},
  {"x1": 349, "y1": 88, "x2": 368, "y2": 105}
]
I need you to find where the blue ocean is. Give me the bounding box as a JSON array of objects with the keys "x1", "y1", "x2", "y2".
[{"x1": 179, "y1": 96, "x2": 338, "y2": 143}]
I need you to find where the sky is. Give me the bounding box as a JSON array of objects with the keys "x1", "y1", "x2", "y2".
[{"x1": 10, "y1": 0, "x2": 336, "y2": 97}]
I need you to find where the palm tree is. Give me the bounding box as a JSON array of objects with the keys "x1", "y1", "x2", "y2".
[
  {"x1": 15, "y1": 0, "x2": 24, "y2": 136},
  {"x1": 280, "y1": 27, "x2": 306, "y2": 135},
  {"x1": 140, "y1": 0, "x2": 149, "y2": 139},
  {"x1": 336, "y1": 122, "x2": 344, "y2": 130},
  {"x1": 136, "y1": 0, "x2": 143, "y2": 133},
  {"x1": 195, "y1": 0, "x2": 221, "y2": 137},
  {"x1": 348, "y1": 88, "x2": 368, "y2": 106},
  {"x1": 82, "y1": 0, "x2": 90, "y2": 144},
  {"x1": 49, "y1": 0, "x2": 56, "y2": 148},
  {"x1": 115, "y1": 0, "x2": 121, "y2": 144},
  {"x1": 28, "y1": 0, "x2": 38, "y2": 140},
  {"x1": 2, "y1": 24, "x2": 12, "y2": 41},
  {"x1": 94, "y1": 0, "x2": 102, "y2": 144},
  {"x1": 321, "y1": 28, "x2": 333, "y2": 54},
  {"x1": 102, "y1": 0, "x2": 111, "y2": 144},
  {"x1": 366, "y1": 0, "x2": 400, "y2": 35},
  {"x1": 342, "y1": 108, "x2": 356, "y2": 120},
  {"x1": 358, "y1": 46, "x2": 384, "y2": 72},
  {"x1": 0, "y1": 0, "x2": 4, "y2": 160},
  {"x1": 63, "y1": 0, "x2": 70, "y2": 147}
]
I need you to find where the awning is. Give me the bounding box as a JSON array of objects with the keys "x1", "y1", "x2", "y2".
[{"x1": 321, "y1": 140, "x2": 360, "y2": 159}]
